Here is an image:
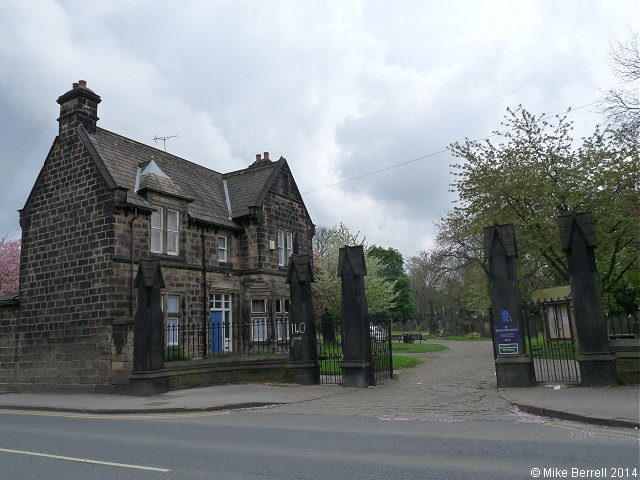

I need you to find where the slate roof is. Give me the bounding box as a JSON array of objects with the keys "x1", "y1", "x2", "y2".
[
  {"x1": 83, "y1": 127, "x2": 281, "y2": 229},
  {"x1": 223, "y1": 160, "x2": 283, "y2": 217},
  {"x1": 138, "y1": 172, "x2": 188, "y2": 200}
]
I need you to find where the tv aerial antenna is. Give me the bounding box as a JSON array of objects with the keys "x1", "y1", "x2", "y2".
[{"x1": 153, "y1": 134, "x2": 178, "y2": 152}]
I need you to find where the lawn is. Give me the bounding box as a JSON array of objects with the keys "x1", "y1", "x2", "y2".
[
  {"x1": 392, "y1": 355, "x2": 424, "y2": 369},
  {"x1": 428, "y1": 334, "x2": 491, "y2": 342},
  {"x1": 391, "y1": 331, "x2": 491, "y2": 342},
  {"x1": 393, "y1": 343, "x2": 448, "y2": 354}
]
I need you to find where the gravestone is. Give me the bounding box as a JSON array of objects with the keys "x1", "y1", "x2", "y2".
[
  {"x1": 428, "y1": 301, "x2": 439, "y2": 334},
  {"x1": 558, "y1": 212, "x2": 617, "y2": 386},
  {"x1": 484, "y1": 224, "x2": 534, "y2": 387},
  {"x1": 286, "y1": 254, "x2": 319, "y2": 384},
  {"x1": 338, "y1": 246, "x2": 374, "y2": 387}
]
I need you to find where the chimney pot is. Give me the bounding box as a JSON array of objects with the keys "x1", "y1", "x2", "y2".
[
  {"x1": 263, "y1": 151, "x2": 270, "y2": 161},
  {"x1": 57, "y1": 80, "x2": 101, "y2": 135},
  {"x1": 256, "y1": 154, "x2": 262, "y2": 162}
]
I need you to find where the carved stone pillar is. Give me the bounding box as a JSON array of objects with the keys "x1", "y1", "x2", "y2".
[
  {"x1": 484, "y1": 224, "x2": 534, "y2": 387},
  {"x1": 559, "y1": 212, "x2": 617, "y2": 386},
  {"x1": 338, "y1": 246, "x2": 374, "y2": 387}
]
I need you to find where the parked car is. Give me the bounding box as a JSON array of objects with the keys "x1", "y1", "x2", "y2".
[{"x1": 370, "y1": 325, "x2": 386, "y2": 342}]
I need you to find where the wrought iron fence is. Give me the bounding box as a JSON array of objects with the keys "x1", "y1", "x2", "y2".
[{"x1": 165, "y1": 316, "x2": 290, "y2": 362}]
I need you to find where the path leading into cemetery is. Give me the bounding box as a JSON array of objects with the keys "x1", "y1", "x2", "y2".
[{"x1": 266, "y1": 340, "x2": 521, "y2": 422}]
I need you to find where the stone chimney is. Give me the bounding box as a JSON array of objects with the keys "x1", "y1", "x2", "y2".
[
  {"x1": 251, "y1": 151, "x2": 272, "y2": 166},
  {"x1": 56, "y1": 80, "x2": 101, "y2": 136}
]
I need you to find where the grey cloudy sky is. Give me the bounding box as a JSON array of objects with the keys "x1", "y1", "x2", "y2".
[{"x1": 0, "y1": 0, "x2": 636, "y2": 260}]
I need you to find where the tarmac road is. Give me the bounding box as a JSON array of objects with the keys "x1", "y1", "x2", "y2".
[{"x1": 0, "y1": 406, "x2": 638, "y2": 480}]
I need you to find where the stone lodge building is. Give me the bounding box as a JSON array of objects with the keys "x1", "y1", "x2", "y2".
[{"x1": 0, "y1": 80, "x2": 314, "y2": 393}]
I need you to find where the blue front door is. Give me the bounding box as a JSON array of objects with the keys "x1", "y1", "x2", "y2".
[{"x1": 210, "y1": 311, "x2": 223, "y2": 353}]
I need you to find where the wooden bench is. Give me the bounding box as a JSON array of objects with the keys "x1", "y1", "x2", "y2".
[{"x1": 402, "y1": 333, "x2": 423, "y2": 344}]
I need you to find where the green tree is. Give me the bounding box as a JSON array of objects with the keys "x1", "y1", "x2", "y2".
[
  {"x1": 444, "y1": 106, "x2": 639, "y2": 301},
  {"x1": 368, "y1": 246, "x2": 417, "y2": 321},
  {"x1": 311, "y1": 224, "x2": 398, "y2": 317}
]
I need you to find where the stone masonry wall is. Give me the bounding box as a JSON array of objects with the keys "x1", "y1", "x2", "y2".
[
  {"x1": 258, "y1": 162, "x2": 314, "y2": 271},
  {"x1": 13, "y1": 131, "x2": 116, "y2": 393},
  {"x1": 108, "y1": 160, "x2": 313, "y2": 386},
  {"x1": 0, "y1": 303, "x2": 18, "y2": 386},
  {"x1": 111, "y1": 198, "x2": 243, "y2": 382}
]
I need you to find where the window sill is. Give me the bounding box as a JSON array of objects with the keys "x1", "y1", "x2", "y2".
[{"x1": 149, "y1": 253, "x2": 186, "y2": 263}]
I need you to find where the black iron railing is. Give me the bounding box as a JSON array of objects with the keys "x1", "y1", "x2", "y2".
[
  {"x1": 608, "y1": 314, "x2": 639, "y2": 339},
  {"x1": 165, "y1": 317, "x2": 290, "y2": 362}
]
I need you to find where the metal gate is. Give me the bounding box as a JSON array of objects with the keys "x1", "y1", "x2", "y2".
[
  {"x1": 315, "y1": 313, "x2": 394, "y2": 385},
  {"x1": 369, "y1": 314, "x2": 393, "y2": 384},
  {"x1": 523, "y1": 303, "x2": 580, "y2": 384},
  {"x1": 316, "y1": 312, "x2": 342, "y2": 384}
]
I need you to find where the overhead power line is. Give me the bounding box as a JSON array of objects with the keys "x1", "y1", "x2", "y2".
[{"x1": 301, "y1": 95, "x2": 622, "y2": 196}]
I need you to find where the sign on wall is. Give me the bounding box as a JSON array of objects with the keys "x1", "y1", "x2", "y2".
[{"x1": 493, "y1": 309, "x2": 521, "y2": 355}]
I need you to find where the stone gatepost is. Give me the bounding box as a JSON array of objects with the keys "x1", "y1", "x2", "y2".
[
  {"x1": 338, "y1": 246, "x2": 374, "y2": 387},
  {"x1": 558, "y1": 212, "x2": 617, "y2": 386},
  {"x1": 286, "y1": 254, "x2": 319, "y2": 385},
  {"x1": 484, "y1": 224, "x2": 534, "y2": 387},
  {"x1": 130, "y1": 259, "x2": 167, "y2": 395}
]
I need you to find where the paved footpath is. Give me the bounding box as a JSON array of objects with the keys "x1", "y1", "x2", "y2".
[
  {"x1": 1, "y1": 340, "x2": 637, "y2": 427},
  {"x1": 269, "y1": 340, "x2": 519, "y2": 422}
]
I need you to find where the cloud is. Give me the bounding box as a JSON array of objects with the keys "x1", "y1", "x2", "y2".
[{"x1": 0, "y1": 0, "x2": 635, "y2": 261}]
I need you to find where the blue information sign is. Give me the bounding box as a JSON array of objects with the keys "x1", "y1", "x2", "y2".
[{"x1": 493, "y1": 309, "x2": 521, "y2": 355}]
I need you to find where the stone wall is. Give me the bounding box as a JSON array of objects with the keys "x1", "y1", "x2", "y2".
[
  {"x1": 110, "y1": 201, "x2": 246, "y2": 384},
  {"x1": 611, "y1": 338, "x2": 640, "y2": 385},
  {"x1": 257, "y1": 162, "x2": 314, "y2": 272},
  {"x1": 0, "y1": 301, "x2": 18, "y2": 387},
  {"x1": 14, "y1": 131, "x2": 116, "y2": 393}
]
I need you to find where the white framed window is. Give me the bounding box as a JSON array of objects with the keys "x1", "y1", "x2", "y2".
[
  {"x1": 218, "y1": 235, "x2": 228, "y2": 262},
  {"x1": 277, "y1": 230, "x2": 285, "y2": 266},
  {"x1": 210, "y1": 293, "x2": 232, "y2": 312},
  {"x1": 275, "y1": 298, "x2": 290, "y2": 342},
  {"x1": 167, "y1": 209, "x2": 179, "y2": 256},
  {"x1": 277, "y1": 230, "x2": 294, "y2": 267},
  {"x1": 150, "y1": 206, "x2": 180, "y2": 256},
  {"x1": 286, "y1": 232, "x2": 293, "y2": 261},
  {"x1": 151, "y1": 207, "x2": 163, "y2": 253},
  {"x1": 162, "y1": 293, "x2": 181, "y2": 346},
  {"x1": 251, "y1": 298, "x2": 268, "y2": 342}
]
